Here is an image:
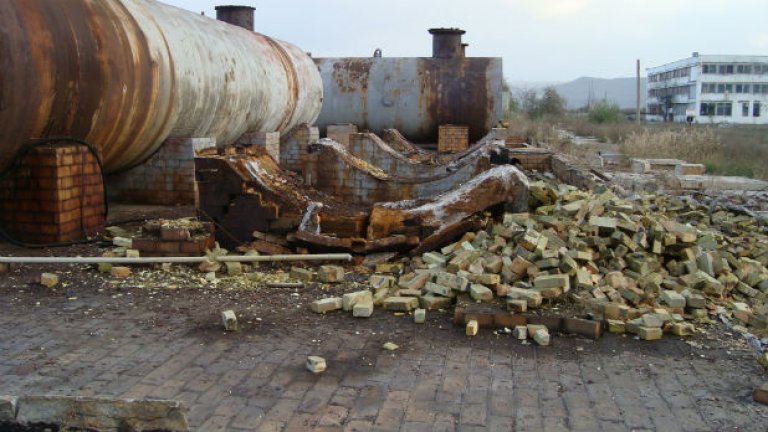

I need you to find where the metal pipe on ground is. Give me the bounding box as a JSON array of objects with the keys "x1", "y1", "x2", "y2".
[{"x1": 0, "y1": 254, "x2": 352, "y2": 265}]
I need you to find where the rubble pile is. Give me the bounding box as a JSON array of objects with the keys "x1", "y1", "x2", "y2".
[{"x1": 312, "y1": 178, "x2": 768, "y2": 348}]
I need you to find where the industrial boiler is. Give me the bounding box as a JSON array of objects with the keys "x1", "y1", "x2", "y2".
[
  {"x1": 0, "y1": 0, "x2": 323, "y2": 173},
  {"x1": 314, "y1": 28, "x2": 503, "y2": 143}
]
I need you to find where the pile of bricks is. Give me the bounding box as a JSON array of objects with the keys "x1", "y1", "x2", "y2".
[
  {"x1": 437, "y1": 125, "x2": 469, "y2": 154},
  {"x1": 311, "y1": 176, "x2": 768, "y2": 350},
  {"x1": 131, "y1": 219, "x2": 215, "y2": 257},
  {"x1": 0, "y1": 144, "x2": 104, "y2": 243}
]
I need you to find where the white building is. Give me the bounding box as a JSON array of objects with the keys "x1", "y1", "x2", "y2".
[{"x1": 646, "y1": 54, "x2": 768, "y2": 124}]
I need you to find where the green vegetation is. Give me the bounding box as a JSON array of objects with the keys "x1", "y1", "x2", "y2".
[{"x1": 587, "y1": 101, "x2": 623, "y2": 124}]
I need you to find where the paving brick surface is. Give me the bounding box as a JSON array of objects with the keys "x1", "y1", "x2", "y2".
[{"x1": 1, "y1": 287, "x2": 767, "y2": 431}]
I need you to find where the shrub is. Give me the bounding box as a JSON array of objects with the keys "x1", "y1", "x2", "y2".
[{"x1": 588, "y1": 101, "x2": 623, "y2": 124}]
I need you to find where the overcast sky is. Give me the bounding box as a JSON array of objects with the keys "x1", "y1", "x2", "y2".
[{"x1": 165, "y1": 0, "x2": 768, "y2": 84}]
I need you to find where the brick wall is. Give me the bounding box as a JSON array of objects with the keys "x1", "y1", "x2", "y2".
[
  {"x1": 308, "y1": 143, "x2": 489, "y2": 206},
  {"x1": 106, "y1": 137, "x2": 214, "y2": 205},
  {"x1": 507, "y1": 148, "x2": 553, "y2": 172},
  {"x1": 438, "y1": 125, "x2": 469, "y2": 154},
  {"x1": 279, "y1": 124, "x2": 319, "y2": 174},
  {"x1": 550, "y1": 155, "x2": 602, "y2": 190},
  {"x1": 0, "y1": 144, "x2": 105, "y2": 243},
  {"x1": 327, "y1": 124, "x2": 358, "y2": 147},
  {"x1": 237, "y1": 132, "x2": 280, "y2": 162}
]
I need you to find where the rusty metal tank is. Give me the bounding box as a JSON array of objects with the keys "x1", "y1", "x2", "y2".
[
  {"x1": 0, "y1": 0, "x2": 323, "y2": 173},
  {"x1": 314, "y1": 28, "x2": 503, "y2": 143}
]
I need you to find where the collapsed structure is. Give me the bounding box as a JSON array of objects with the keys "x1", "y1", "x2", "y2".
[{"x1": 0, "y1": 0, "x2": 522, "y2": 253}]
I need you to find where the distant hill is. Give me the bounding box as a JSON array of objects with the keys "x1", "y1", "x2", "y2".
[{"x1": 552, "y1": 77, "x2": 647, "y2": 110}]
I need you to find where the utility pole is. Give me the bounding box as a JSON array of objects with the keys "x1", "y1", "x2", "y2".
[{"x1": 636, "y1": 59, "x2": 641, "y2": 125}]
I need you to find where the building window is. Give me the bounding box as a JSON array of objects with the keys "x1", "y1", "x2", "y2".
[
  {"x1": 742, "y1": 102, "x2": 750, "y2": 117},
  {"x1": 702, "y1": 64, "x2": 717, "y2": 74},
  {"x1": 755, "y1": 64, "x2": 768, "y2": 74},
  {"x1": 755, "y1": 102, "x2": 762, "y2": 117},
  {"x1": 716, "y1": 102, "x2": 732, "y2": 116},
  {"x1": 736, "y1": 64, "x2": 753, "y2": 74},
  {"x1": 735, "y1": 84, "x2": 750, "y2": 93},
  {"x1": 716, "y1": 83, "x2": 733, "y2": 93},
  {"x1": 718, "y1": 64, "x2": 734, "y2": 74},
  {"x1": 700, "y1": 103, "x2": 715, "y2": 116}
]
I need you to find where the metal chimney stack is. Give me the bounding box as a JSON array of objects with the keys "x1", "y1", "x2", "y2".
[
  {"x1": 428, "y1": 28, "x2": 466, "y2": 59},
  {"x1": 215, "y1": 5, "x2": 255, "y2": 31}
]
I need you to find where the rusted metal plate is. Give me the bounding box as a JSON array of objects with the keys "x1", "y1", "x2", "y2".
[
  {"x1": 0, "y1": 0, "x2": 322, "y2": 173},
  {"x1": 314, "y1": 57, "x2": 503, "y2": 143}
]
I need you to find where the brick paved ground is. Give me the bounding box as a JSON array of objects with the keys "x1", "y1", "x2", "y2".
[{"x1": 1, "y1": 283, "x2": 767, "y2": 431}]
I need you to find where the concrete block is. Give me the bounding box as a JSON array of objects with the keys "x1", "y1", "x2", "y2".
[
  {"x1": 563, "y1": 317, "x2": 602, "y2": 339},
  {"x1": 318, "y1": 265, "x2": 345, "y2": 283},
  {"x1": 466, "y1": 320, "x2": 479, "y2": 336},
  {"x1": 14, "y1": 396, "x2": 188, "y2": 431},
  {"x1": 383, "y1": 296, "x2": 420, "y2": 312},
  {"x1": 533, "y1": 274, "x2": 571, "y2": 292},
  {"x1": 376, "y1": 263, "x2": 404, "y2": 274},
  {"x1": 509, "y1": 256, "x2": 533, "y2": 275},
  {"x1": 221, "y1": 310, "x2": 238, "y2": 331},
  {"x1": 640, "y1": 314, "x2": 664, "y2": 328},
  {"x1": 40, "y1": 273, "x2": 59, "y2": 288},
  {"x1": 383, "y1": 342, "x2": 399, "y2": 351},
  {"x1": 533, "y1": 328, "x2": 551, "y2": 346},
  {"x1": 342, "y1": 290, "x2": 373, "y2": 311},
  {"x1": 414, "y1": 308, "x2": 426, "y2": 324},
  {"x1": 311, "y1": 297, "x2": 343, "y2": 314},
  {"x1": 398, "y1": 272, "x2": 431, "y2": 290},
  {"x1": 370, "y1": 274, "x2": 396, "y2": 290},
  {"x1": 306, "y1": 356, "x2": 327, "y2": 373},
  {"x1": 683, "y1": 291, "x2": 707, "y2": 309},
  {"x1": 637, "y1": 326, "x2": 662, "y2": 341},
  {"x1": 435, "y1": 272, "x2": 469, "y2": 291},
  {"x1": 606, "y1": 319, "x2": 626, "y2": 334},
  {"x1": 425, "y1": 282, "x2": 453, "y2": 298},
  {"x1": 0, "y1": 395, "x2": 17, "y2": 421},
  {"x1": 225, "y1": 261, "x2": 242, "y2": 276},
  {"x1": 470, "y1": 284, "x2": 494, "y2": 302},
  {"x1": 507, "y1": 299, "x2": 527, "y2": 313},
  {"x1": 513, "y1": 325, "x2": 528, "y2": 340},
  {"x1": 660, "y1": 290, "x2": 686, "y2": 308},
  {"x1": 507, "y1": 287, "x2": 543, "y2": 308},
  {"x1": 422, "y1": 252, "x2": 447, "y2": 267},
  {"x1": 468, "y1": 273, "x2": 501, "y2": 287},
  {"x1": 290, "y1": 267, "x2": 314, "y2": 282},
  {"x1": 110, "y1": 267, "x2": 131, "y2": 278},
  {"x1": 353, "y1": 300, "x2": 374, "y2": 318},
  {"x1": 670, "y1": 322, "x2": 695, "y2": 336},
  {"x1": 419, "y1": 293, "x2": 453, "y2": 311}
]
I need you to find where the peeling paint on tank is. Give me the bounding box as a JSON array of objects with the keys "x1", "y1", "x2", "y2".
[
  {"x1": 316, "y1": 56, "x2": 502, "y2": 143},
  {"x1": 0, "y1": 0, "x2": 323, "y2": 173}
]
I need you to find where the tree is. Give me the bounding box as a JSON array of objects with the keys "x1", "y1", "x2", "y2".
[
  {"x1": 516, "y1": 86, "x2": 567, "y2": 120},
  {"x1": 539, "y1": 87, "x2": 566, "y2": 118}
]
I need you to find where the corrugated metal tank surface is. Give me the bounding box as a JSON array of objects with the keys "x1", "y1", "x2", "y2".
[
  {"x1": 314, "y1": 57, "x2": 503, "y2": 143},
  {"x1": 0, "y1": 0, "x2": 323, "y2": 173}
]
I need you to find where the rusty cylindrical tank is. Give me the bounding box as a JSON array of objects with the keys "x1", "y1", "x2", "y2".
[
  {"x1": 314, "y1": 28, "x2": 502, "y2": 143},
  {"x1": 0, "y1": 0, "x2": 323, "y2": 173}
]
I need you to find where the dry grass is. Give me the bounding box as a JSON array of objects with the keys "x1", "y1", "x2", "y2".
[
  {"x1": 552, "y1": 117, "x2": 768, "y2": 180},
  {"x1": 504, "y1": 114, "x2": 560, "y2": 146}
]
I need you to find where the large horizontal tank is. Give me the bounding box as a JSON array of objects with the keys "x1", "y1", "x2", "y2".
[
  {"x1": 315, "y1": 28, "x2": 503, "y2": 143},
  {"x1": 0, "y1": 0, "x2": 323, "y2": 173}
]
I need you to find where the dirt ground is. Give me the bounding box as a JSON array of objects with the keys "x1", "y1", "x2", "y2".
[{"x1": 1, "y1": 236, "x2": 768, "y2": 431}]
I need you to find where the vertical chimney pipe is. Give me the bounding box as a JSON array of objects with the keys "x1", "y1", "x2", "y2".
[
  {"x1": 215, "y1": 5, "x2": 255, "y2": 31},
  {"x1": 428, "y1": 28, "x2": 466, "y2": 59}
]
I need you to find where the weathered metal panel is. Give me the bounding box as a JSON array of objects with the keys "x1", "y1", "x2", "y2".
[
  {"x1": 0, "y1": 0, "x2": 323, "y2": 173},
  {"x1": 314, "y1": 57, "x2": 503, "y2": 143}
]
